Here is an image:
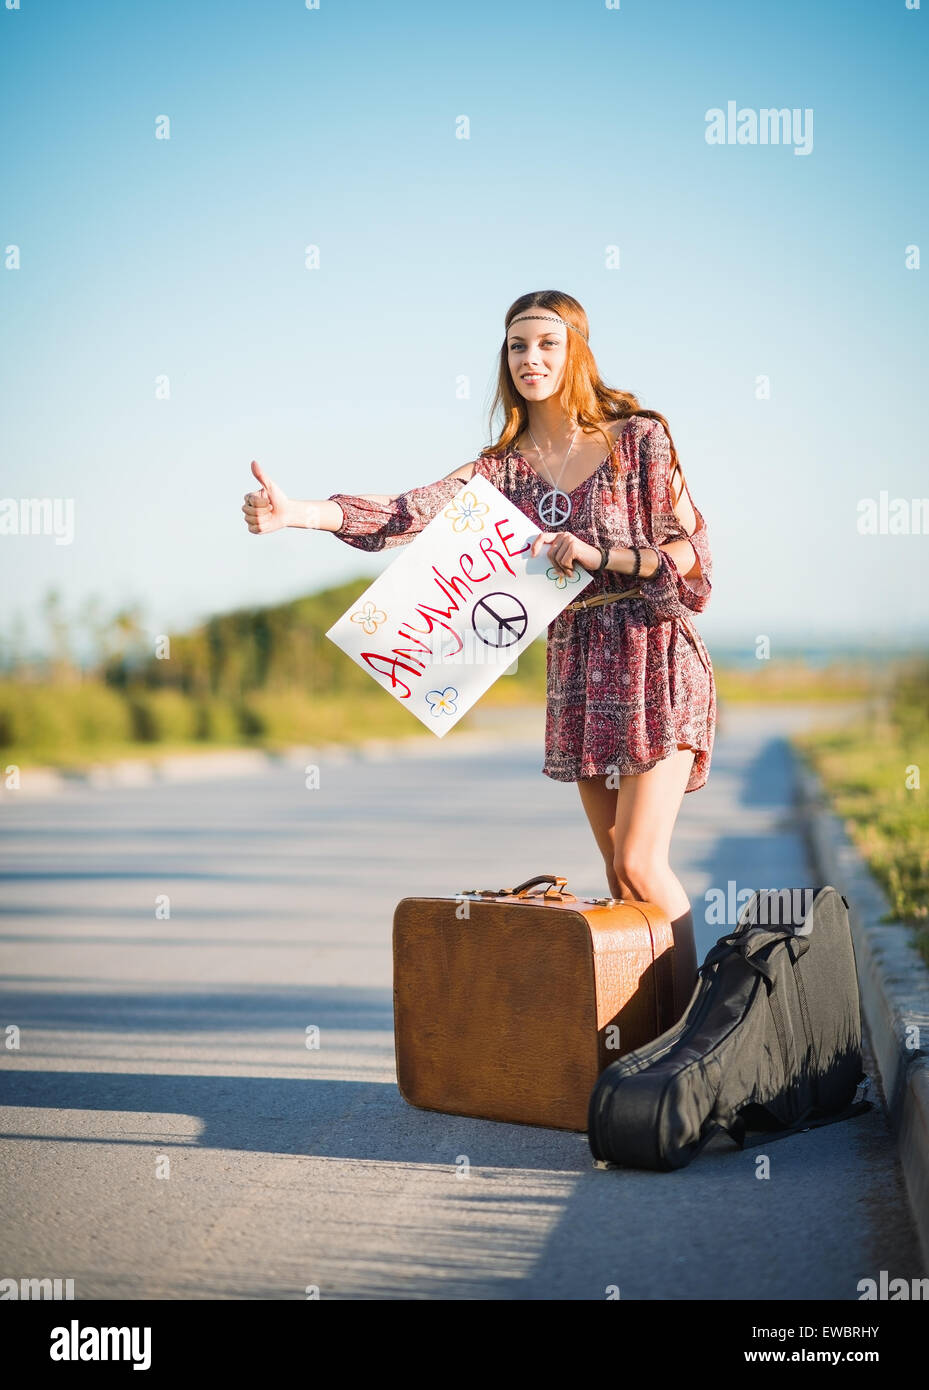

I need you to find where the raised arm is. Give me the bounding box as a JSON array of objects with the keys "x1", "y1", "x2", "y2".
[
  {"x1": 242, "y1": 458, "x2": 479, "y2": 545},
  {"x1": 319, "y1": 459, "x2": 480, "y2": 551}
]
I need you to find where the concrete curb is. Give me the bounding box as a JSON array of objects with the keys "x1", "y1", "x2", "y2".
[{"x1": 795, "y1": 757, "x2": 929, "y2": 1270}]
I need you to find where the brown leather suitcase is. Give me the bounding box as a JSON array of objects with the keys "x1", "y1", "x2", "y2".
[{"x1": 392, "y1": 873, "x2": 679, "y2": 1131}]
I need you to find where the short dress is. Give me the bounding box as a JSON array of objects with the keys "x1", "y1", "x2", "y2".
[{"x1": 327, "y1": 413, "x2": 717, "y2": 794}]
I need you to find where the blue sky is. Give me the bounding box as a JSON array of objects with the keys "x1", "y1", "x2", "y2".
[{"x1": 1, "y1": 0, "x2": 927, "y2": 662}]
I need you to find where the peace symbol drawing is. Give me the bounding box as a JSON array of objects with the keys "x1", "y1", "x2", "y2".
[
  {"x1": 538, "y1": 488, "x2": 572, "y2": 528},
  {"x1": 325, "y1": 473, "x2": 595, "y2": 736},
  {"x1": 471, "y1": 591, "x2": 529, "y2": 647}
]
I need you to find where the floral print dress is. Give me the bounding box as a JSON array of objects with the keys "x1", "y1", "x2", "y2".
[{"x1": 327, "y1": 414, "x2": 716, "y2": 793}]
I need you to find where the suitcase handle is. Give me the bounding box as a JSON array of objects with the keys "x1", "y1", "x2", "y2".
[
  {"x1": 458, "y1": 874, "x2": 578, "y2": 902},
  {"x1": 510, "y1": 873, "x2": 571, "y2": 899}
]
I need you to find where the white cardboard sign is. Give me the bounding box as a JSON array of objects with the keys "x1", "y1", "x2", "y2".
[{"x1": 325, "y1": 473, "x2": 595, "y2": 735}]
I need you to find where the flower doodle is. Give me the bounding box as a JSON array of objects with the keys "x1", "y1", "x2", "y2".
[
  {"x1": 350, "y1": 600, "x2": 387, "y2": 635},
  {"x1": 545, "y1": 565, "x2": 584, "y2": 590},
  {"x1": 425, "y1": 686, "x2": 459, "y2": 717},
  {"x1": 444, "y1": 490, "x2": 489, "y2": 534}
]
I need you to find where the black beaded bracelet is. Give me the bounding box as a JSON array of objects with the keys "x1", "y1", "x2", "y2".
[
  {"x1": 644, "y1": 545, "x2": 663, "y2": 577},
  {"x1": 596, "y1": 544, "x2": 611, "y2": 572},
  {"x1": 630, "y1": 546, "x2": 642, "y2": 582}
]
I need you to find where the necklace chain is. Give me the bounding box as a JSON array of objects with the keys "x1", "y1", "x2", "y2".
[
  {"x1": 526, "y1": 421, "x2": 580, "y2": 494},
  {"x1": 520, "y1": 418, "x2": 623, "y2": 529},
  {"x1": 524, "y1": 422, "x2": 581, "y2": 530}
]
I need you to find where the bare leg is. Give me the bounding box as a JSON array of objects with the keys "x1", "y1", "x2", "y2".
[
  {"x1": 612, "y1": 747, "x2": 694, "y2": 917},
  {"x1": 614, "y1": 747, "x2": 698, "y2": 1015},
  {"x1": 576, "y1": 774, "x2": 621, "y2": 898},
  {"x1": 578, "y1": 747, "x2": 699, "y2": 1016}
]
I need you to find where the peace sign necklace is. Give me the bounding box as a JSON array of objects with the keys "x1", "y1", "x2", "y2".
[{"x1": 527, "y1": 422, "x2": 580, "y2": 529}]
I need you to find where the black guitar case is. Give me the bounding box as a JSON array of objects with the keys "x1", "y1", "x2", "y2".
[{"x1": 587, "y1": 886, "x2": 873, "y2": 1170}]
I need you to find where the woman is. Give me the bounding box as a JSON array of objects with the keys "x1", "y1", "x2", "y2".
[{"x1": 242, "y1": 290, "x2": 716, "y2": 1014}]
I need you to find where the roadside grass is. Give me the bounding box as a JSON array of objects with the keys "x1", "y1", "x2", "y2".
[{"x1": 791, "y1": 657, "x2": 929, "y2": 968}]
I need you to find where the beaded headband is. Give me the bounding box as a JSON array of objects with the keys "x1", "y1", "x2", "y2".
[{"x1": 506, "y1": 312, "x2": 588, "y2": 343}]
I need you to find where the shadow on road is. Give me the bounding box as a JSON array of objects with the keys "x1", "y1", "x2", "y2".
[
  {"x1": 0, "y1": 1065, "x2": 746, "y2": 1175},
  {"x1": 0, "y1": 985, "x2": 392, "y2": 1032}
]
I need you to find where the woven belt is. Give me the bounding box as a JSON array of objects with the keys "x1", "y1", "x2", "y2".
[
  {"x1": 565, "y1": 586, "x2": 643, "y2": 612},
  {"x1": 564, "y1": 585, "x2": 712, "y2": 675}
]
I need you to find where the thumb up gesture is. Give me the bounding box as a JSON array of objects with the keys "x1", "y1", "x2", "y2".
[{"x1": 242, "y1": 460, "x2": 290, "y2": 534}]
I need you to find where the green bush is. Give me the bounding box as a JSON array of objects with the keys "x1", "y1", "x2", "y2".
[
  {"x1": 69, "y1": 683, "x2": 133, "y2": 744},
  {"x1": 888, "y1": 655, "x2": 929, "y2": 744},
  {"x1": 127, "y1": 688, "x2": 199, "y2": 743},
  {"x1": 194, "y1": 698, "x2": 243, "y2": 743},
  {"x1": 0, "y1": 682, "x2": 77, "y2": 755},
  {"x1": 239, "y1": 691, "x2": 322, "y2": 743},
  {"x1": 0, "y1": 683, "x2": 19, "y2": 748}
]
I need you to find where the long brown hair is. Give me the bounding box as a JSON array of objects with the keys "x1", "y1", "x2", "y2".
[{"x1": 479, "y1": 289, "x2": 684, "y2": 501}]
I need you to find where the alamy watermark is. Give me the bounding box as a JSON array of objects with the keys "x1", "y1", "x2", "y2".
[
  {"x1": 0, "y1": 1275, "x2": 75, "y2": 1298},
  {"x1": 704, "y1": 885, "x2": 817, "y2": 929},
  {"x1": 0, "y1": 497, "x2": 75, "y2": 546},
  {"x1": 705, "y1": 101, "x2": 813, "y2": 156}
]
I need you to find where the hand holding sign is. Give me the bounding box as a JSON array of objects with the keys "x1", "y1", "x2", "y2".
[
  {"x1": 530, "y1": 529, "x2": 603, "y2": 578},
  {"x1": 326, "y1": 474, "x2": 596, "y2": 735}
]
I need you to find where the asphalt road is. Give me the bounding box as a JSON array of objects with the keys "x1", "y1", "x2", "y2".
[{"x1": 0, "y1": 704, "x2": 924, "y2": 1299}]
